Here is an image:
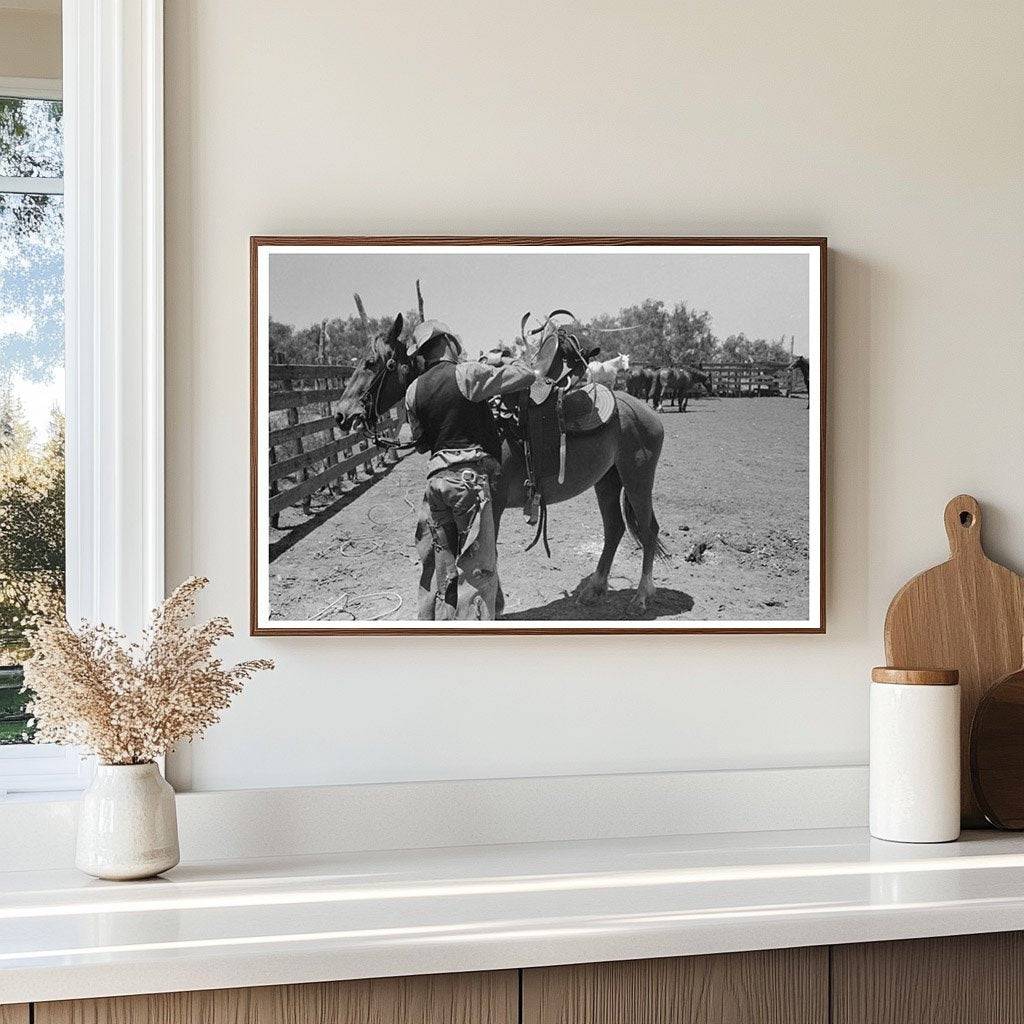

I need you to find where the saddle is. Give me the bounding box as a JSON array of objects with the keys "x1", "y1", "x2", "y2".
[
  {"x1": 494, "y1": 310, "x2": 617, "y2": 556},
  {"x1": 521, "y1": 382, "x2": 615, "y2": 486},
  {"x1": 513, "y1": 382, "x2": 616, "y2": 556}
]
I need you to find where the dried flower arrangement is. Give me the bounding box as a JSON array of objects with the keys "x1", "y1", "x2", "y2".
[{"x1": 23, "y1": 577, "x2": 273, "y2": 765}]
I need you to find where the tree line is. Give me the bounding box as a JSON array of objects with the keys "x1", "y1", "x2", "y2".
[
  {"x1": 268, "y1": 298, "x2": 795, "y2": 369},
  {"x1": 0, "y1": 394, "x2": 64, "y2": 743},
  {"x1": 0, "y1": 395, "x2": 64, "y2": 658}
]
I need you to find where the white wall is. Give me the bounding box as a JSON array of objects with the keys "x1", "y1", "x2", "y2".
[{"x1": 164, "y1": 0, "x2": 1024, "y2": 792}]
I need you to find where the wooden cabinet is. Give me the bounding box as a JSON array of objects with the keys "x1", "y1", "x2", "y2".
[
  {"x1": 832, "y1": 932, "x2": 1024, "y2": 1024},
  {"x1": 522, "y1": 948, "x2": 828, "y2": 1024},
  {"x1": 24, "y1": 932, "x2": 1024, "y2": 1024},
  {"x1": 34, "y1": 971, "x2": 517, "y2": 1024}
]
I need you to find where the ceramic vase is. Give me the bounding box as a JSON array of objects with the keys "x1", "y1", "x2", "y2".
[{"x1": 76, "y1": 762, "x2": 180, "y2": 880}]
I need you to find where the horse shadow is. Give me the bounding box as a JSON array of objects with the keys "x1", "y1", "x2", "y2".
[{"x1": 503, "y1": 586, "x2": 695, "y2": 622}]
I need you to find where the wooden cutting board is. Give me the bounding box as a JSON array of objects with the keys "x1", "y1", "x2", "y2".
[
  {"x1": 970, "y1": 652, "x2": 1024, "y2": 829},
  {"x1": 884, "y1": 494, "x2": 1024, "y2": 826}
]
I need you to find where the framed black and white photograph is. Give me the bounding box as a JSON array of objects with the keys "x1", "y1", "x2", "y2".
[{"x1": 250, "y1": 237, "x2": 825, "y2": 635}]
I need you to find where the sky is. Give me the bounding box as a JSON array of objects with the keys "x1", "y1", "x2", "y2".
[
  {"x1": 1, "y1": 98, "x2": 65, "y2": 446},
  {"x1": 13, "y1": 367, "x2": 63, "y2": 441},
  {"x1": 269, "y1": 248, "x2": 812, "y2": 358}
]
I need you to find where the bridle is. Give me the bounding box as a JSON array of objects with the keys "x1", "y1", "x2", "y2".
[{"x1": 352, "y1": 349, "x2": 417, "y2": 451}]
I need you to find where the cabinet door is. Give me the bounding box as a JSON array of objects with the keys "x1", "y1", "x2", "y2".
[
  {"x1": 832, "y1": 932, "x2": 1024, "y2": 1024},
  {"x1": 0, "y1": 1006, "x2": 29, "y2": 1024},
  {"x1": 35, "y1": 971, "x2": 517, "y2": 1024},
  {"x1": 523, "y1": 948, "x2": 828, "y2": 1024}
]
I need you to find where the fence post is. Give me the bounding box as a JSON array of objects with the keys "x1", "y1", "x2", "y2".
[
  {"x1": 317, "y1": 320, "x2": 342, "y2": 494},
  {"x1": 269, "y1": 354, "x2": 284, "y2": 530},
  {"x1": 269, "y1": 445, "x2": 280, "y2": 531},
  {"x1": 284, "y1": 376, "x2": 312, "y2": 515}
]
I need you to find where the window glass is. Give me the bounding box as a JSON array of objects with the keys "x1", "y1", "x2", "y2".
[
  {"x1": 0, "y1": 98, "x2": 63, "y2": 178},
  {"x1": 0, "y1": 97, "x2": 65, "y2": 747}
]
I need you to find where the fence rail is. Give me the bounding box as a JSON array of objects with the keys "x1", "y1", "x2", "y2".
[
  {"x1": 703, "y1": 361, "x2": 795, "y2": 397},
  {"x1": 268, "y1": 363, "x2": 405, "y2": 529}
]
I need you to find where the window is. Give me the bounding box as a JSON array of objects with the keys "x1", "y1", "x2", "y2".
[
  {"x1": 0, "y1": 79, "x2": 84, "y2": 797},
  {"x1": 0, "y1": 6, "x2": 166, "y2": 797}
]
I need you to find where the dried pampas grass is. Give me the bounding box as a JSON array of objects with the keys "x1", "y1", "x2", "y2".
[{"x1": 23, "y1": 577, "x2": 273, "y2": 765}]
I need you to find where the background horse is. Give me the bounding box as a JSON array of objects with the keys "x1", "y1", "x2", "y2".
[
  {"x1": 334, "y1": 313, "x2": 668, "y2": 616},
  {"x1": 587, "y1": 352, "x2": 629, "y2": 388},
  {"x1": 651, "y1": 367, "x2": 715, "y2": 412},
  {"x1": 787, "y1": 355, "x2": 810, "y2": 408},
  {"x1": 626, "y1": 366, "x2": 656, "y2": 402}
]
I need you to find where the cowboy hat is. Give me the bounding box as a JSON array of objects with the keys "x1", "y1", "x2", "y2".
[{"x1": 407, "y1": 319, "x2": 463, "y2": 358}]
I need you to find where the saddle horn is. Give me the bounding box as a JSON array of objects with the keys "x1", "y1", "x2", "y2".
[{"x1": 520, "y1": 312, "x2": 531, "y2": 345}]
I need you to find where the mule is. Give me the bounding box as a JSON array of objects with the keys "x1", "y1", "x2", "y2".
[
  {"x1": 334, "y1": 313, "x2": 668, "y2": 616},
  {"x1": 651, "y1": 367, "x2": 715, "y2": 412}
]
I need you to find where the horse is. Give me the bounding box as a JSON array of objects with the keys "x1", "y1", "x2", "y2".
[
  {"x1": 786, "y1": 356, "x2": 810, "y2": 409},
  {"x1": 650, "y1": 367, "x2": 715, "y2": 412},
  {"x1": 626, "y1": 366, "x2": 658, "y2": 402},
  {"x1": 586, "y1": 352, "x2": 629, "y2": 388},
  {"x1": 334, "y1": 312, "x2": 668, "y2": 616}
]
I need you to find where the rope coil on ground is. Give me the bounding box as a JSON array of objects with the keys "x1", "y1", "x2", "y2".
[{"x1": 311, "y1": 590, "x2": 404, "y2": 622}]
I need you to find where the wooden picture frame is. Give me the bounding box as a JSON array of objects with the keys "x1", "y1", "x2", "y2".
[{"x1": 251, "y1": 236, "x2": 827, "y2": 635}]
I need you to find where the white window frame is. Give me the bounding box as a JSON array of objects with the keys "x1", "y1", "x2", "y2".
[{"x1": 0, "y1": 0, "x2": 165, "y2": 799}]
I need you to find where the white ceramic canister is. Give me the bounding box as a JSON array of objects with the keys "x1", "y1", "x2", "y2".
[
  {"x1": 76, "y1": 762, "x2": 180, "y2": 880},
  {"x1": 870, "y1": 667, "x2": 961, "y2": 843}
]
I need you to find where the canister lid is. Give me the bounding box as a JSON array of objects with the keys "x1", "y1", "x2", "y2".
[{"x1": 871, "y1": 667, "x2": 959, "y2": 686}]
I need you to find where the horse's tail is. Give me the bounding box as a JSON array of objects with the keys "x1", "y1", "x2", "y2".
[{"x1": 621, "y1": 494, "x2": 669, "y2": 560}]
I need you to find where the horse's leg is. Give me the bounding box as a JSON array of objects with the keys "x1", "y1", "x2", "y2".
[
  {"x1": 575, "y1": 468, "x2": 625, "y2": 605},
  {"x1": 621, "y1": 485, "x2": 661, "y2": 614},
  {"x1": 491, "y1": 490, "x2": 507, "y2": 617},
  {"x1": 681, "y1": 390, "x2": 689, "y2": 413},
  {"x1": 615, "y1": 409, "x2": 665, "y2": 615}
]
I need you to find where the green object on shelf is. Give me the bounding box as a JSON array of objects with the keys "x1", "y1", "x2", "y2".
[{"x1": 0, "y1": 664, "x2": 33, "y2": 744}]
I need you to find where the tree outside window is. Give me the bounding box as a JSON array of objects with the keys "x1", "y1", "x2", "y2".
[{"x1": 0, "y1": 94, "x2": 65, "y2": 744}]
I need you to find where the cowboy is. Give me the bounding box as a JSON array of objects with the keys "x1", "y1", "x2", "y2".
[{"x1": 405, "y1": 320, "x2": 538, "y2": 621}]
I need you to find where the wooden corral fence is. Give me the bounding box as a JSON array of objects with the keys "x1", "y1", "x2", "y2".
[
  {"x1": 269, "y1": 362, "x2": 406, "y2": 530},
  {"x1": 703, "y1": 361, "x2": 795, "y2": 397}
]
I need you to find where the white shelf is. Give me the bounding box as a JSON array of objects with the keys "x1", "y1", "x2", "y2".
[{"x1": 4, "y1": 827, "x2": 1024, "y2": 1004}]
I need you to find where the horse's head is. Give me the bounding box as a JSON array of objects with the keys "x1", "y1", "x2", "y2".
[
  {"x1": 693, "y1": 367, "x2": 715, "y2": 394},
  {"x1": 334, "y1": 312, "x2": 410, "y2": 433},
  {"x1": 619, "y1": 353, "x2": 630, "y2": 372}
]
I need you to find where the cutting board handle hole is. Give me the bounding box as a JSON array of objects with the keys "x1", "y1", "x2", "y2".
[{"x1": 960, "y1": 511, "x2": 974, "y2": 527}]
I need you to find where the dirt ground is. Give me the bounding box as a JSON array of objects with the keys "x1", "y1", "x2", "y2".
[{"x1": 268, "y1": 396, "x2": 810, "y2": 623}]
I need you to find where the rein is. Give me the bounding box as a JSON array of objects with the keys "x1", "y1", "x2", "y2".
[{"x1": 356, "y1": 352, "x2": 418, "y2": 452}]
